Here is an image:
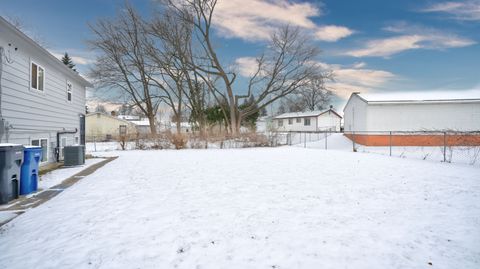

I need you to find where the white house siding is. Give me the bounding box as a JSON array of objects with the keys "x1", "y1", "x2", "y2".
[
  {"x1": 343, "y1": 94, "x2": 368, "y2": 133},
  {"x1": 277, "y1": 117, "x2": 317, "y2": 132},
  {"x1": 275, "y1": 110, "x2": 342, "y2": 132},
  {"x1": 317, "y1": 112, "x2": 342, "y2": 132},
  {"x1": 0, "y1": 18, "x2": 90, "y2": 164}
]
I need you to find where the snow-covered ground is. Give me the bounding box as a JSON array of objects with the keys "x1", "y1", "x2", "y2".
[
  {"x1": 292, "y1": 133, "x2": 480, "y2": 166},
  {"x1": 0, "y1": 148, "x2": 479, "y2": 268}
]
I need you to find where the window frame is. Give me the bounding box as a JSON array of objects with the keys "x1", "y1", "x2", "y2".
[
  {"x1": 296, "y1": 118, "x2": 301, "y2": 123},
  {"x1": 278, "y1": 119, "x2": 283, "y2": 127},
  {"x1": 66, "y1": 80, "x2": 73, "y2": 102},
  {"x1": 288, "y1": 118, "x2": 293, "y2": 125},
  {"x1": 31, "y1": 138, "x2": 49, "y2": 163},
  {"x1": 304, "y1": 118, "x2": 311, "y2": 126},
  {"x1": 30, "y1": 61, "x2": 45, "y2": 93}
]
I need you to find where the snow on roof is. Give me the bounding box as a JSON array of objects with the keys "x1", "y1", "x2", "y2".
[
  {"x1": 118, "y1": 115, "x2": 141, "y2": 120},
  {"x1": 274, "y1": 109, "x2": 341, "y2": 119},
  {"x1": 357, "y1": 90, "x2": 480, "y2": 103},
  {"x1": 0, "y1": 143, "x2": 22, "y2": 147},
  {"x1": 169, "y1": 122, "x2": 191, "y2": 128},
  {"x1": 130, "y1": 120, "x2": 151, "y2": 126}
]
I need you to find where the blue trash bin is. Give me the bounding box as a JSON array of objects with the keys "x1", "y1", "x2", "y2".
[{"x1": 20, "y1": 146, "x2": 42, "y2": 195}]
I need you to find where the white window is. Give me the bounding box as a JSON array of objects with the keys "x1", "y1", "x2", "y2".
[
  {"x1": 66, "y1": 80, "x2": 72, "y2": 102},
  {"x1": 288, "y1": 119, "x2": 293, "y2": 125},
  {"x1": 31, "y1": 62, "x2": 45, "y2": 92},
  {"x1": 296, "y1": 118, "x2": 301, "y2": 123},
  {"x1": 304, "y1": 118, "x2": 311, "y2": 126},
  {"x1": 31, "y1": 138, "x2": 48, "y2": 162},
  {"x1": 278, "y1": 119, "x2": 283, "y2": 127}
]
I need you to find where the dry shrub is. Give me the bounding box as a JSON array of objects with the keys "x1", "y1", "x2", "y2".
[
  {"x1": 170, "y1": 133, "x2": 187, "y2": 149},
  {"x1": 152, "y1": 132, "x2": 172, "y2": 149}
]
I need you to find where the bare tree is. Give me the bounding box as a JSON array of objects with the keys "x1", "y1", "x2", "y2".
[
  {"x1": 284, "y1": 74, "x2": 333, "y2": 112},
  {"x1": 237, "y1": 26, "x2": 324, "y2": 129},
  {"x1": 147, "y1": 9, "x2": 214, "y2": 136},
  {"x1": 95, "y1": 104, "x2": 107, "y2": 113},
  {"x1": 300, "y1": 76, "x2": 333, "y2": 111},
  {"x1": 89, "y1": 6, "x2": 161, "y2": 135},
  {"x1": 161, "y1": 0, "x2": 326, "y2": 135}
]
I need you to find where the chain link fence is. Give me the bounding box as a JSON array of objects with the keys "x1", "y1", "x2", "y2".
[{"x1": 274, "y1": 130, "x2": 480, "y2": 166}]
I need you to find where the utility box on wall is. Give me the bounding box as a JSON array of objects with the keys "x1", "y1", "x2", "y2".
[{"x1": 63, "y1": 145, "x2": 85, "y2": 166}]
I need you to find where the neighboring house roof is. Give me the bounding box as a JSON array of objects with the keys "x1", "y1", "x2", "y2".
[
  {"x1": 347, "y1": 91, "x2": 480, "y2": 108},
  {"x1": 130, "y1": 120, "x2": 151, "y2": 127},
  {"x1": 274, "y1": 109, "x2": 342, "y2": 119},
  {"x1": 169, "y1": 122, "x2": 191, "y2": 128},
  {"x1": 0, "y1": 16, "x2": 93, "y2": 88},
  {"x1": 117, "y1": 115, "x2": 142, "y2": 121},
  {"x1": 86, "y1": 112, "x2": 136, "y2": 125}
]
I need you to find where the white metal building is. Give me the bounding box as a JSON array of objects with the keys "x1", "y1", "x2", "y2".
[
  {"x1": 274, "y1": 108, "x2": 342, "y2": 132},
  {"x1": 344, "y1": 92, "x2": 480, "y2": 132},
  {"x1": 343, "y1": 92, "x2": 480, "y2": 145}
]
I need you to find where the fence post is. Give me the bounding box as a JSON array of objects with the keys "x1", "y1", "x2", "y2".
[
  {"x1": 304, "y1": 132, "x2": 306, "y2": 148},
  {"x1": 94, "y1": 136, "x2": 97, "y2": 152},
  {"x1": 352, "y1": 131, "x2": 356, "y2": 152},
  {"x1": 389, "y1": 131, "x2": 392, "y2": 156},
  {"x1": 443, "y1": 132, "x2": 447, "y2": 162},
  {"x1": 325, "y1": 131, "x2": 327, "y2": 150}
]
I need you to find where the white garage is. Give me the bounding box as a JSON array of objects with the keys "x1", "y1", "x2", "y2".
[{"x1": 343, "y1": 91, "x2": 480, "y2": 146}]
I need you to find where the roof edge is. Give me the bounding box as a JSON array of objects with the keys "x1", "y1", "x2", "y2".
[{"x1": 0, "y1": 16, "x2": 93, "y2": 88}]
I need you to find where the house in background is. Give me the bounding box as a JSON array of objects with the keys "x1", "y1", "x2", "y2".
[
  {"x1": 85, "y1": 112, "x2": 137, "y2": 141},
  {"x1": 343, "y1": 92, "x2": 480, "y2": 146},
  {"x1": 0, "y1": 16, "x2": 92, "y2": 164},
  {"x1": 274, "y1": 108, "x2": 342, "y2": 132}
]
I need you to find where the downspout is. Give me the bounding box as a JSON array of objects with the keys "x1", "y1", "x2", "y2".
[
  {"x1": 0, "y1": 46, "x2": 5, "y2": 142},
  {"x1": 56, "y1": 128, "x2": 78, "y2": 162}
]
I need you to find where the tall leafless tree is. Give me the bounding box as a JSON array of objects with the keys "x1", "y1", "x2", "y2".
[
  {"x1": 284, "y1": 74, "x2": 333, "y2": 112},
  {"x1": 161, "y1": 0, "x2": 327, "y2": 135},
  {"x1": 89, "y1": 6, "x2": 161, "y2": 135}
]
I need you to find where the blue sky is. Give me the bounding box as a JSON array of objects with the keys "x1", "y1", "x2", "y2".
[{"x1": 2, "y1": 0, "x2": 479, "y2": 107}]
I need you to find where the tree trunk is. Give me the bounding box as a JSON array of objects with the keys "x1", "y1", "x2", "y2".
[
  {"x1": 176, "y1": 120, "x2": 181, "y2": 135},
  {"x1": 148, "y1": 115, "x2": 157, "y2": 135}
]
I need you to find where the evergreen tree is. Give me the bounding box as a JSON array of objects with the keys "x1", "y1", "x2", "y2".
[
  {"x1": 239, "y1": 95, "x2": 260, "y2": 128},
  {"x1": 61, "y1": 52, "x2": 76, "y2": 71}
]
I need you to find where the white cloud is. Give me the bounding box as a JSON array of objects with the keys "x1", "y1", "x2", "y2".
[
  {"x1": 235, "y1": 57, "x2": 395, "y2": 99},
  {"x1": 420, "y1": 0, "x2": 480, "y2": 21},
  {"x1": 315, "y1": 25, "x2": 354, "y2": 42},
  {"x1": 327, "y1": 65, "x2": 396, "y2": 98},
  {"x1": 213, "y1": 0, "x2": 353, "y2": 42},
  {"x1": 344, "y1": 23, "x2": 475, "y2": 57},
  {"x1": 351, "y1": 62, "x2": 367, "y2": 69},
  {"x1": 235, "y1": 57, "x2": 259, "y2": 77}
]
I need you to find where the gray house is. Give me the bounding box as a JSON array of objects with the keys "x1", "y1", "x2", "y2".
[{"x1": 0, "y1": 16, "x2": 92, "y2": 165}]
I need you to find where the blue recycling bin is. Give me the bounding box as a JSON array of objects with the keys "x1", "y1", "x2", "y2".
[{"x1": 20, "y1": 146, "x2": 42, "y2": 195}]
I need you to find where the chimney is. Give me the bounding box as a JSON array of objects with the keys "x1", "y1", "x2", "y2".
[
  {"x1": 111, "y1": 111, "x2": 116, "y2": 117},
  {"x1": 329, "y1": 105, "x2": 333, "y2": 109}
]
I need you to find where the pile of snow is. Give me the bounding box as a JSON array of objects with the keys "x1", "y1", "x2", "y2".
[{"x1": 0, "y1": 148, "x2": 479, "y2": 268}]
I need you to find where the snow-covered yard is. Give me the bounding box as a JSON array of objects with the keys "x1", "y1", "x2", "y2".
[{"x1": 0, "y1": 148, "x2": 479, "y2": 268}]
